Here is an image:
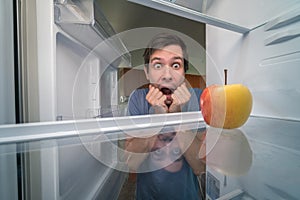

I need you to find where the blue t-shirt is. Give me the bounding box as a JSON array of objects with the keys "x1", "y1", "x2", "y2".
[
  {"x1": 127, "y1": 88, "x2": 203, "y2": 200},
  {"x1": 136, "y1": 158, "x2": 200, "y2": 200}
]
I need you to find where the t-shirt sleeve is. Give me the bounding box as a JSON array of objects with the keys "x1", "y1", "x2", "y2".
[
  {"x1": 193, "y1": 88, "x2": 203, "y2": 107},
  {"x1": 183, "y1": 88, "x2": 202, "y2": 112}
]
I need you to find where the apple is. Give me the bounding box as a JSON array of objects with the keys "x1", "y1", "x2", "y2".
[{"x1": 200, "y1": 83, "x2": 252, "y2": 129}]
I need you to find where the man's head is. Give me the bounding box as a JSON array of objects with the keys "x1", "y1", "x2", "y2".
[
  {"x1": 143, "y1": 33, "x2": 189, "y2": 90},
  {"x1": 143, "y1": 33, "x2": 189, "y2": 72}
]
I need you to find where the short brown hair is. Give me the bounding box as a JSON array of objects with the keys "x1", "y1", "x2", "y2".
[{"x1": 143, "y1": 33, "x2": 189, "y2": 72}]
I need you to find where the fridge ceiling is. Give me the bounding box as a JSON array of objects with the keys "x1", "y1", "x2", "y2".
[
  {"x1": 130, "y1": 0, "x2": 300, "y2": 33},
  {"x1": 199, "y1": 0, "x2": 300, "y2": 29}
]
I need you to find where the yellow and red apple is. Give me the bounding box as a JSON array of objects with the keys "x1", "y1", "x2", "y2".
[{"x1": 200, "y1": 84, "x2": 252, "y2": 129}]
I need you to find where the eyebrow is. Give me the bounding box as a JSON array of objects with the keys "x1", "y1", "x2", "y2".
[
  {"x1": 150, "y1": 57, "x2": 161, "y2": 63},
  {"x1": 150, "y1": 56, "x2": 183, "y2": 63}
]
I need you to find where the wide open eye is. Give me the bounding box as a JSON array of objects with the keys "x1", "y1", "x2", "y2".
[
  {"x1": 172, "y1": 63, "x2": 181, "y2": 69},
  {"x1": 152, "y1": 63, "x2": 162, "y2": 69}
]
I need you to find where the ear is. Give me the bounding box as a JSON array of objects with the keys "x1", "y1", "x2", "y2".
[{"x1": 144, "y1": 66, "x2": 149, "y2": 80}]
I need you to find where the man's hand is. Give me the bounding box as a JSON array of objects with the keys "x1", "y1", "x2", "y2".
[
  {"x1": 146, "y1": 84, "x2": 169, "y2": 113},
  {"x1": 169, "y1": 82, "x2": 191, "y2": 113},
  {"x1": 146, "y1": 83, "x2": 191, "y2": 113}
]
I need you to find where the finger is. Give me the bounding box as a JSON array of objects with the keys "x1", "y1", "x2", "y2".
[
  {"x1": 176, "y1": 83, "x2": 191, "y2": 103},
  {"x1": 147, "y1": 87, "x2": 165, "y2": 106},
  {"x1": 146, "y1": 86, "x2": 159, "y2": 101},
  {"x1": 158, "y1": 94, "x2": 167, "y2": 107},
  {"x1": 172, "y1": 89, "x2": 185, "y2": 104},
  {"x1": 178, "y1": 82, "x2": 190, "y2": 96},
  {"x1": 172, "y1": 90, "x2": 190, "y2": 105},
  {"x1": 171, "y1": 94, "x2": 180, "y2": 105}
]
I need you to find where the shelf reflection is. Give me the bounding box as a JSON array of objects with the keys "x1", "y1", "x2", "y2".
[{"x1": 206, "y1": 127, "x2": 252, "y2": 176}]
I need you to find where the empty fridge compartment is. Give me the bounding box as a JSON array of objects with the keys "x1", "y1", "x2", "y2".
[{"x1": 54, "y1": 0, "x2": 130, "y2": 67}]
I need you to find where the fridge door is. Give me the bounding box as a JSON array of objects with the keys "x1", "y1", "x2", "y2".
[
  {"x1": 0, "y1": 0, "x2": 15, "y2": 125},
  {"x1": 0, "y1": 0, "x2": 17, "y2": 200}
]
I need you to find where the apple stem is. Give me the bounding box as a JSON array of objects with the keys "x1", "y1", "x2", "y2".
[{"x1": 224, "y1": 69, "x2": 228, "y2": 85}]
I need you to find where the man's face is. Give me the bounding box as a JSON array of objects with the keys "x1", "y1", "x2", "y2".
[{"x1": 144, "y1": 45, "x2": 185, "y2": 90}]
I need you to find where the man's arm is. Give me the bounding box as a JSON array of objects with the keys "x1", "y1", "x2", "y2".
[
  {"x1": 124, "y1": 136, "x2": 157, "y2": 171},
  {"x1": 176, "y1": 130, "x2": 206, "y2": 176}
]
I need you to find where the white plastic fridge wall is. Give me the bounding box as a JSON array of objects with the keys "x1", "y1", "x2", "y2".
[
  {"x1": 205, "y1": 4, "x2": 300, "y2": 200},
  {"x1": 56, "y1": 32, "x2": 101, "y2": 120},
  {"x1": 26, "y1": 0, "x2": 125, "y2": 199},
  {"x1": 206, "y1": 6, "x2": 300, "y2": 121}
]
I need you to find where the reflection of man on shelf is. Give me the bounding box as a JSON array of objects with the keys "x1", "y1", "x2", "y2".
[{"x1": 124, "y1": 33, "x2": 206, "y2": 200}]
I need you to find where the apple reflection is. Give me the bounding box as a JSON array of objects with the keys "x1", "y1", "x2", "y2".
[{"x1": 205, "y1": 127, "x2": 252, "y2": 176}]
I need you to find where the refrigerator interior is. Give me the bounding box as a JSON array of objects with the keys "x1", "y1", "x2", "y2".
[
  {"x1": 128, "y1": 0, "x2": 300, "y2": 199},
  {"x1": 206, "y1": 11, "x2": 300, "y2": 121},
  {"x1": 204, "y1": 1, "x2": 300, "y2": 200},
  {"x1": 1, "y1": 0, "x2": 300, "y2": 199}
]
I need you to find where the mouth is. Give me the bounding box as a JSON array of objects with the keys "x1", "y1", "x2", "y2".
[
  {"x1": 160, "y1": 87, "x2": 173, "y2": 95},
  {"x1": 150, "y1": 84, "x2": 174, "y2": 107},
  {"x1": 150, "y1": 83, "x2": 176, "y2": 91},
  {"x1": 160, "y1": 87, "x2": 173, "y2": 107}
]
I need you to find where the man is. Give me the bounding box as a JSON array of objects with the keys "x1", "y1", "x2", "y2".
[
  {"x1": 127, "y1": 33, "x2": 201, "y2": 115},
  {"x1": 125, "y1": 33, "x2": 205, "y2": 200}
]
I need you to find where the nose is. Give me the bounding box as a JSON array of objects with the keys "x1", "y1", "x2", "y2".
[{"x1": 162, "y1": 66, "x2": 172, "y2": 81}]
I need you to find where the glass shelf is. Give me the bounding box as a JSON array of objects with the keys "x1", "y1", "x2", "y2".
[
  {"x1": 206, "y1": 116, "x2": 300, "y2": 199},
  {"x1": 1, "y1": 113, "x2": 300, "y2": 199},
  {"x1": 0, "y1": 111, "x2": 204, "y2": 199}
]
